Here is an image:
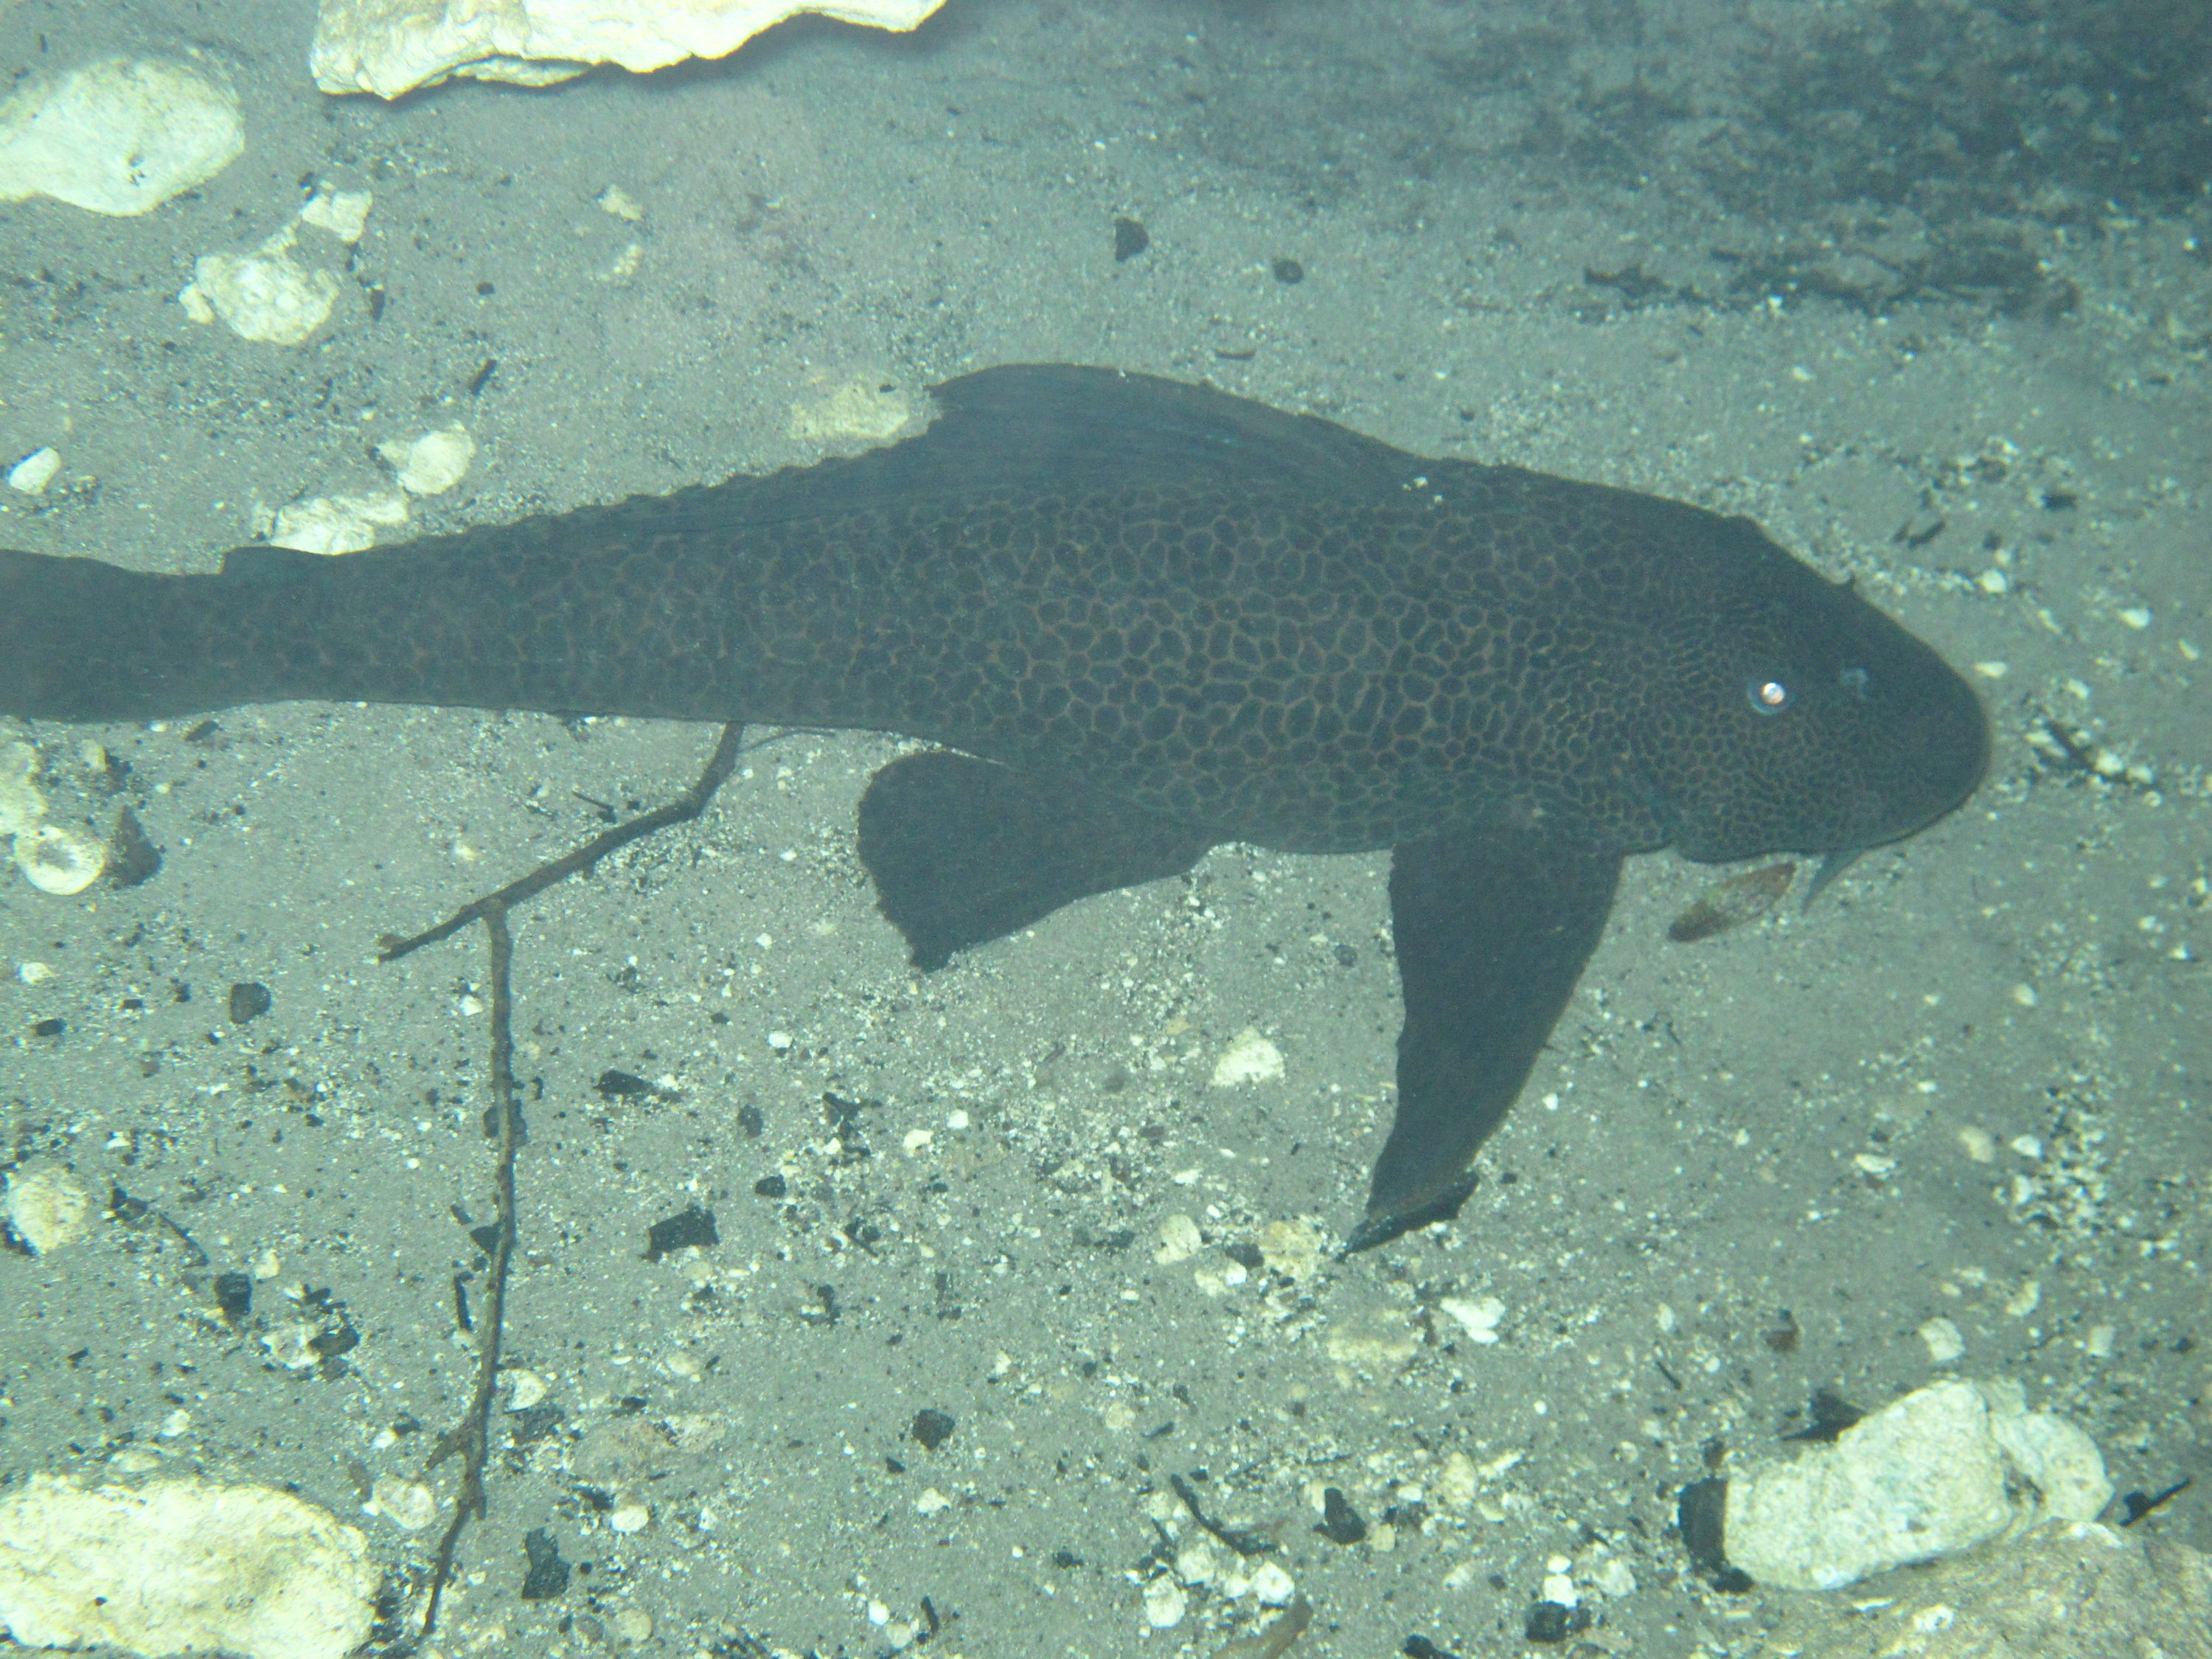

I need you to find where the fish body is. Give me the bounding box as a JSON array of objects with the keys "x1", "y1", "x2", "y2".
[{"x1": 0, "y1": 366, "x2": 1987, "y2": 1244}]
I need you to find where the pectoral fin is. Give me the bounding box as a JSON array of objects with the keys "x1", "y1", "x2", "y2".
[
  {"x1": 858, "y1": 752, "x2": 1218, "y2": 970},
  {"x1": 1349, "y1": 830, "x2": 1623, "y2": 1252}
]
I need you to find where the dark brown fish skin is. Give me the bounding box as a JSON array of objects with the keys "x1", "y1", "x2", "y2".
[
  {"x1": 0, "y1": 371, "x2": 1983, "y2": 867},
  {"x1": 0, "y1": 366, "x2": 1989, "y2": 1241}
]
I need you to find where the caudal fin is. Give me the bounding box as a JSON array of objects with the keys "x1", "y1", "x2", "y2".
[{"x1": 0, "y1": 548, "x2": 272, "y2": 721}]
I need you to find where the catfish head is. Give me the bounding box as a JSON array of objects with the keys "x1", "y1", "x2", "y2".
[{"x1": 1636, "y1": 515, "x2": 1989, "y2": 865}]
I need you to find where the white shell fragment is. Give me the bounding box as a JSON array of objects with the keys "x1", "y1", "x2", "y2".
[
  {"x1": 184, "y1": 244, "x2": 341, "y2": 347},
  {"x1": 271, "y1": 491, "x2": 412, "y2": 554},
  {"x1": 299, "y1": 187, "x2": 374, "y2": 243},
  {"x1": 367, "y1": 1475, "x2": 435, "y2": 1531},
  {"x1": 1141, "y1": 1575, "x2": 1186, "y2": 1628},
  {"x1": 1918, "y1": 1315, "x2": 1967, "y2": 1363},
  {"x1": 5, "y1": 447, "x2": 60, "y2": 494},
  {"x1": 0, "y1": 58, "x2": 243, "y2": 216},
  {"x1": 1439, "y1": 1294, "x2": 1506, "y2": 1344},
  {"x1": 1722, "y1": 1378, "x2": 2113, "y2": 1590},
  {"x1": 0, "y1": 1474, "x2": 377, "y2": 1659},
  {"x1": 3, "y1": 1163, "x2": 95, "y2": 1254},
  {"x1": 1211, "y1": 1027, "x2": 1284, "y2": 1087},
  {"x1": 311, "y1": 0, "x2": 948, "y2": 100},
  {"x1": 378, "y1": 425, "x2": 474, "y2": 495},
  {"x1": 13, "y1": 822, "x2": 107, "y2": 895}
]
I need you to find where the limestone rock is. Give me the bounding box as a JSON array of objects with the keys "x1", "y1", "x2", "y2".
[
  {"x1": 310, "y1": 0, "x2": 947, "y2": 100},
  {"x1": 0, "y1": 59, "x2": 243, "y2": 216},
  {"x1": 1725, "y1": 1379, "x2": 2113, "y2": 1590},
  {"x1": 0, "y1": 1475, "x2": 377, "y2": 1659},
  {"x1": 1755, "y1": 1520, "x2": 2212, "y2": 1659}
]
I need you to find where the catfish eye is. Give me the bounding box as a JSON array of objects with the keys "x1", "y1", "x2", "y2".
[{"x1": 1747, "y1": 677, "x2": 1793, "y2": 714}]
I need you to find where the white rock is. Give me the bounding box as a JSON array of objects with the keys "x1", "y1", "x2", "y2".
[
  {"x1": 0, "y1": 1474, "x2": 376, "y2": 1659},
  {"x1": 4, "y1": 1164, "x2": 95, "y2": 1254},
  {"x1": 0, "y1": 58, "x2": 243, "y2": 216},
  {"x1": 1439, "y1": 1294, "x2": 1506, "y2": 1344},
  {"x1": 6, "y1": 447, "x2": 60, "y2": 494},
  {"x1": 367, "y1": 1475, "x2": 435, "y2": 1531},
  {"x1": 299, "y1": 187, "x2": 374, "y2": 243},
  {"x1": 1152, "y1": 1212, "x2": 1202, "y2": 1265},
  {"x1": 1141, "y1": 1575, "x2": 1186, "y2": 1629},
  {"x1": 13, "y1": 822, "x2": 107, "y2": 895},
  {"x1": 1249, "y1": 1559, "x2": 1296, "y2": 1606},
  {"x1": 1722, "y1": 1378, "x2": 2114, "y2": 1590},
  {"x1": 1211, "y1": 1026, "x2": 1283, "y2": 1086},
  {"x1": 311, "y1": 0, "x2": 948, "y2": 100},
  {"x1": 271, "y1": 491, "x2": 412, "y2": 554},
  {"x1": 186, "y1": 245, "x2": 341, "y2": 347},
  {"x1": 1917, "y1": 1315, "x2": 1966, "y2": 1363},
  {"x1": 378, "y1": 425, "x2": 474, "y2": 495},
  {"x1": 1256, "y1": 1217, "x2": 1322, "y2": 1279}
]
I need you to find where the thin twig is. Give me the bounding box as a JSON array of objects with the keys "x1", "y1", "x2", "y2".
[
  {"x1": 418, "y1": 901, "x2": 518, "y2": 1635},
  {"x1": 389, "y1": 723, "x2": 745, "y2": 1641},
  {"x1": 379, "y1": 722, "x2": 747, "y2": 964}
]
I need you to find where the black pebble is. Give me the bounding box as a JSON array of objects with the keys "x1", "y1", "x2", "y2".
[
  {"x1": 30, "y1": 1018, "x2": 63, "y2": 1039},
  {"x1": 229, "y1": 982, "x2": 271, "y2": 1025},
  {"x1": 643, "y1": 1204, "x2": 717, "y2": 1262},
  {"x1": 109, "y1": 807, "x2": 161, "y2": 886},
  {"x1": 594, "y1": 1069, "x2": 653, "y2": 1100},
  {"x1": 911, "y1": 1408, "x2": 956, "y2": 1451},
  {"x1": 519, "y1": 1527, "x2": 569, "y2": 1600},
  {"x1": 1676, "y1": 1477, "x2": 1731, "y2": 1575},
  {"x1": 508, "y1": 1403, "x2": 566, "y2": 1444},
  {"x1": 1272, "y1": 257, "x2": 1304, "y2": 284},
  {"x1": 1523, "y1": 1600, "x2": 1589, "y2": 1643},
  {"x1": 1315, "y1": 1484, "x2": 1368, "y2": 1545},
  {"x1": 753, "y1": 1174, "x2": 787, "y2": 1199},
  {"x1": 1112, "y1": 216, "x2": 1150, "y2": 262},
  {"x1": 212, "y1": 1271, "x2": 253, "y2": 1322},
  {"x1": 1402, "y1": 1638, "x2": 1461, "y2": 1659}
]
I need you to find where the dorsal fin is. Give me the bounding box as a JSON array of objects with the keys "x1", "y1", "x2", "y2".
[{"x1": 700, "y1": 364, "x2": 1425, "y2": 528}]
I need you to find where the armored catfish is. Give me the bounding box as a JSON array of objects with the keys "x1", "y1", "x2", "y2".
[{"x1": 0, "y1": 365, "x2": 1988, "y2": 1247}]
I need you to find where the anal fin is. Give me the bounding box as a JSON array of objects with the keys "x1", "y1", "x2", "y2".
[
  {"x1": 858, "y1": 752, "x2": 1217, "y2": 970},
  {"x1": 1349, "y1": 830, "x2": 1623, "y2": 1251}
]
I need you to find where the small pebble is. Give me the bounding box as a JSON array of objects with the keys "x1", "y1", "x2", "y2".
[
  {"x1": 1142, "y1": 1576, "x2": 1186, "y2": 1628},
  {"x1": 1917, "y1": 1317, "x2": 1966, "y2": 1363},
  {"x1": 5, "y1": 447, "x2": 60, "y2": 494}
]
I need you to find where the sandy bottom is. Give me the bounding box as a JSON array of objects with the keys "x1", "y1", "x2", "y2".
[{"x1": 0, "y1": 4, "x2": 2204, "y2": 1656}]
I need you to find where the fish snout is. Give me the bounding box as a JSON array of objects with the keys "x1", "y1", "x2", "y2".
[{"x1": 1867, "y1": 667, "x2": 1990, "y2": 845}]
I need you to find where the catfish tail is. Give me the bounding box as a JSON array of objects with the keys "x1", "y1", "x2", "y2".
[{"x1": 0, "y1": 547, "x2": 305, "y2": 721}]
